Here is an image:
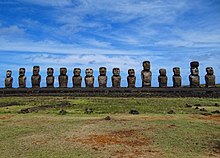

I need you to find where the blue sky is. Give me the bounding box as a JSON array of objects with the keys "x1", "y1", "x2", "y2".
[{"x1": 0, "y1": 0, "x2": 220, "y2": 87}]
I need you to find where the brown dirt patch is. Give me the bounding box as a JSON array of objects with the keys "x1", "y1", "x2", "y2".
[
  {"x1": 0, "y1": 115, "x2": 14, "y2": 120},
  {"x1": 191, "y1": 115, "x2": 220, "y2": 124},
  {"x1": 32, "y1": 140, "x2": 48, "y2": 145},
  {"x1": 65, "y1": 129, "x2": 160, "y2": 157}
]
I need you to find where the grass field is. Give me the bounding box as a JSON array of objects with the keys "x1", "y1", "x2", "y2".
[{"x1": 0, "y1": 97, "x2": 220, "y2": 158}]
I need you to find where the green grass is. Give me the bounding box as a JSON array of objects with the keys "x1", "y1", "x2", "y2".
[{"x1": 0, "y1": 97, "x2": 220, "y2": 158}]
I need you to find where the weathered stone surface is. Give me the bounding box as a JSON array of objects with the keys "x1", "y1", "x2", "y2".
[
  {"x1": 98, "y1": 67, "x2": 107, "y2": 88},
  {"x1": 59, "y1": 67, "x2": 68, "y2": 88},
  {"x1": 46, "y1": 68, "x2": 54, "y2": 88},
  {"x1": 141, "y1": 61, "x2": 152, "y2": 87},
  {"x1": 5, "y1": 70, "x2": 13, "y2": 88},
  {"x1": 72, "y1": 68, "x2": 82, "y2": 88},
  {"x1": 158, "y1": 68, "x2": 167, "y2": 88},
  {"x1": 205, "y1": 67, "x2": 215, "y2": 87},
  {"x1": 189, "y1": 61, "x2": 200, "y2": 87},
  {"x1": 18, "y1": 68, "x2": 26, "y2": 88},
  {"x1": 172, "y1": 67, "x2": 181, "y2": 87},
  {"x1": 127, "y1": 69, "x2": 136, "y2": 88},
  {"x1": 112, "y1": 68, "x2": 121, "y2": 88},
  {"x1": 31, "y1": 66, "x2": 41, "y2": 88},
  {"x1": 85, "y1": 68, "x2": 94, "y2": 88}
]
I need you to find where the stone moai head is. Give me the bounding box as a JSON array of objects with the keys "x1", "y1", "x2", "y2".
[
  {"x1": 33, "y1": 66, "x2": 40, "y2": 76},
  {"x1": 143, "y1": 61, "x2": 150, "y2": 71},
  {"x1": 173, "y1": 67, "x2": 180, "y2": 76},
  {"x1": 47, "y1": 68, "x2": 54, "y2": 76},
  {"x1": 113, "y1": 68, "x2": 120, "y2": 76},
  {"x1": 86, "y1": 68, "x2": 93, "y2": 77},
  {"x1": 206, "y1": 67, "x2": 214, "y2": 75},
  {"x1": 6, "y1": 70, "x2": 12, "y2": 77},
  {"x1": 190, "y1": 61, "x2": 199, "y2": 76},
  {"x1": 159, "y1": 69, "x2": 166, "y2": 76},
  {"x1": 19, "y1": 68, "x2": 25, "y2": 76},
  {"x1": 74, "y1": 68, "x2": 81, "y2": 76},
  {"x1": 128, "y1": 69, "x2": 135, "y2": 76},
  {"x1": 99, "y1": 67, "x2": 107, "y2": 76},
  {"x1": 60, "y1": 67, "x2": 67, "y2": 75}
]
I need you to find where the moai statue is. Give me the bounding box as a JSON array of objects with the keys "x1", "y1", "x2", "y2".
[
  {"x1": 141, "y1": 61, "x2": 152, "y2": 87},
  {"x1": 5, "y1": 70, "x2": 13, "y2": 88},
  {"x1": 72, "y1": 68, "x2": 82, "y2": 88},
  {"x1": 18, "y1": 68, "x2": 26, "y2": 88},
  {"x1": 205, "y1": 67, "x2": 215, "y2": 88},
  {"x1": 158, "y1": 68, "x2": 168, "y2": 88},
  {"x1": 189, "y1": 61, "x2": 200, "y2": 87},
  {"x1": 112, "y1": 68, "x2": 121, "y2": 88},
  {"x1": 58, "y1": 67, "x2": 68, "y2": 88},
  {"x1": 172, "y1": 67, "x2": 181, "y2": 87},
  {"x1": 127, "y1": 69, "x2": 136, "y2": 88},
  {"x1": 98, "y1": 67, "x2": 107, "y2": 88},
  {"x1": 46, "y1": 68, "x2": 54, "y2": 88},
  {"x1": 31, "y1": 66, "x2": 41, "y2": 88},
  {"x1": 85, "y1": 68, "x2": 94, "y2": 88}
]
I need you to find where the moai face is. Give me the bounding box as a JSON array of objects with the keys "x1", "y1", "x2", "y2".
[
  {"x1": 19, "y1": 68, "x2": 26, "y2": 88},
  {"x1": 173, "y1": 67, "x2": 180, "y2": 76},
  {"x1": 19, "y1": 68, "x2": 25, "y2": 76},
  {"x1": 159, "y1": 69, "x2": 166, "y2": 76},
  {"x1": 86, "y1": 68, "x2": 93, "y2": 77},
  {"x1": 60, "y1": 68, "x2": 67, "y2": 75},
  {"x1": 5, "y1": 70, "x2": 13, "y2": 88},
  {"x1": 6, "y1": 70, "x2": 12, "y2": 77},
  {"x1": 189, "y1": 61, "x2": 200, "y2": 87},
  {"x1": 47, "y1": 68, "x2": 54, "y2": 76},
  {"x1": 33, "y1": 66, "x2": 40, "y2": 76},
  {"x1": 190, "y1": 61, "x2": 199, "y2": 76},
  {"x1": 143, "y1": 61, "x2": 150, "y2": 71},
  {"x1": 99, "y1": 67, "x2": 107, "y2": 76},
  {"x1": 173, "y1": 67, "x2": 181, "y2": 87},
  {"x1": 128, "y1": 69, "x2": 135, "y2": 76},
  {"x1": 206, "y1": 67, "x2": 214, "y2": 75},
  {"x1": 74, "y1": 68, "x2": 81, "y2": 76},
  {"x1": 113, "y1": 68, "x2": 120, "y2": 76}
]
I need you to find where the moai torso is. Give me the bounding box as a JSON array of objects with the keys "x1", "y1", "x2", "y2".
[
  {"x1": 158, "y1": 69, "x2": 167, "y2": 88},
  {"x1": 141, "y1": 61, "x2": 152, "y2": 87},
  {"x1": 172, "y1": 67, "x2": 181, "y2": 87},
  {"x1": 31, "y1": 66, "x2": 41, "y2": 88},
  {"x1": 98, "y1": 67, "x2": 107, "y2": 88},
  {"x1": 112, "y1": 68, "x2": 121, "y2": 88},
  {"x1": 189, "y1": 61, "x2": 200, "y2": 87},
  {"x1": 85, "y1": 68, "x2": 94, "y2": 88},
  {"x1": 59, "y1": 68, "x2": 68, "y2": 88},
  {"x1": 72, "y1": 68, "x2": 82, "y2": 88},
  {"x1": 18, "y1": 68, "x2": 26, "y2": 88},
  {"x1": 5, "y1": 70, "x2": 13, "y2": 88},
  {"x1": 205, "y1": 67, "x2": 215, "y2": 88},
  {"x1": 127, "y1": 69, "x2": 136, "y2": 88},
  {"x1": 46, "y1": 68, "x2": 54, "y2": 88}
]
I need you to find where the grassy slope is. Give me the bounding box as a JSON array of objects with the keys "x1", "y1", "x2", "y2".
[{"x1": 0, "y1": 97, "x2": 220, "y2": 158}]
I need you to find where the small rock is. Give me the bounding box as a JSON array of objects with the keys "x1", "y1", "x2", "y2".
[
  {"x1": 167, "y1": 110, "x2": 175, "y2": 114},
  {"x1": 194, "y1": 104, "x2": 202, "y2": 107},
  {"x1": 85, "y1": 108, "x2": 93, "y2": 114},
  {"x1": 129, "y1": 109, "x2": 139, "y2": 115},
  {"x1": 214, "y1": 103, "x2": 219, "y2": 107},
  {"x1": 211, "y1": 110, "x2": 220, "y2": 114},
  {"x1": 200, "y1": 108, "x2": 208, "y2": 112},
  {"x1": 59, "y1": 109, "x2": 67, "y2": 115},
  {"x1": 201, "y1": 113, "x2": 212, "y2": 116},
  {"x1": 185, "y1": 104, "x2": 192, "y2": 108},
  {"x1": 20, "y1": 108, "x2": 31, "y2": 114},
  {"x1": 104, "y1": 116, "x2": 111, "y2": 120}
]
